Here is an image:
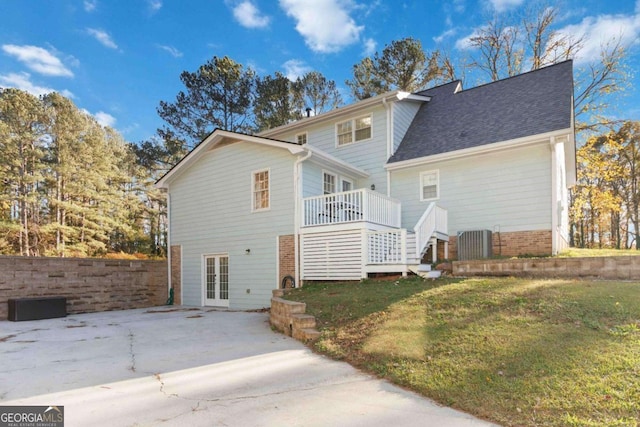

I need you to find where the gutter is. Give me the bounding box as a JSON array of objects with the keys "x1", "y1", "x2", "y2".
[{"x1": 385, "y1": 128, "x2": 574, "y2": 171}]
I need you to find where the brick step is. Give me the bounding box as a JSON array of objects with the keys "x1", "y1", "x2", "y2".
[
  {"x1": 291, "y1": 313, "x2": 316, "y2": 329},
  {"x1": 270, "y1": 297, "x2": 306, "y2": 315},
  {"x1": 293, "y1": 327, "x2": 321, "y2": 342}
]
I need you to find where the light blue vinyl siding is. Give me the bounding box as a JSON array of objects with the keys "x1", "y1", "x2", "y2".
[
  {"x1": 276, "y1": 106, "x2": 390, "y2": 195},
  {"x1": 169, "y1": 142, "x2": 295, "y2": 309},
  {"x1": 392, "y1": 102, "x2": 421, "y2": 154},
  {"x1": 390, "y1": 143, "x2": 552, "y2": 234}
]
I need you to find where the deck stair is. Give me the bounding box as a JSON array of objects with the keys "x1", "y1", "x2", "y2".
[
  {"x1": 406, "y1": 232, "x2": 441, "y2": 278},
  {"x1": 410, "y1": 262, "x2": 442, "y2": 279}
]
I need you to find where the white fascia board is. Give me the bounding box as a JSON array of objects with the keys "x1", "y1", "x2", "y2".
[
  {"x1": 258, "y1": 91, "x2": 430, "y2": 138},
  {"x1": 396, "y1": 92, "x2": 431, "y2": 102},
  {"x1": 566, "y1": 96, "x2": 577, "y2": 186},
  {"x1": 565, "y1": 130, "x2": 577, "y2": 186},
  {"x1": 385, "y1": 128, "x2": 574, "y2": 171},
  {"x1": 305, "y1": 146, "x2": 370, "y2": 179},
  {"x1": 155, "y1": 130, "x2": 304, "y2": 188}
]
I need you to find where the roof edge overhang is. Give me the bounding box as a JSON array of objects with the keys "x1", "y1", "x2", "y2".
[
  {"x1": 385, "y1": 128, "x2": 575, "y2": 171},
  {"x1": 258, "y1": 91, "x2": 431, "y2": 138},
  {"x1": 304, "y1": 146, "x2": 370, "y2": 179},
  {"x1": 155, "y1": 129, "x2": 305, "y2": 189}
]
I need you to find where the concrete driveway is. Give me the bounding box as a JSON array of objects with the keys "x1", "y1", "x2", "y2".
[{"x1": 0, "y1": 307, "x2": 497, "y2": 426}]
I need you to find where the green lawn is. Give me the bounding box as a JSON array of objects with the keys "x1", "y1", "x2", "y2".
[{"x1": 285, "y1": 277, "x2": 640, "y2": 426}]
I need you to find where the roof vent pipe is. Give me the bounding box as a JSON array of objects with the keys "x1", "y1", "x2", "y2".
[{"x1": 305, "y1": 107, "x2": 312, "y2": 118}]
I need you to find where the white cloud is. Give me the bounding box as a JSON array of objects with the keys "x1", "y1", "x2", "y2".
[
  {"x1": 454, "y1": 27, "x2": 484, "y2": 50},
  {"x1": 83, "y1": 0, "x2": 97, "y2": 12},
  {"x1": 94, "y1": 111, "x2": 117, "y2": 127},
  {"x1": 283, "y1": 59, "x2": 312, "y2": 80},
  {"x1": 232, "y1": 1, "x2": 270, "y2": 28},
  {"x1": 86, "y1": 28, "x2": 119, "y2": 50},
  {"x1": 557, "y1": 13, "x2": 640, "y2": 65},
  {"x1": 157, "y1": 45, "x2": 183, "y2": 58},
  {"x1": 433, "y1": 28, "x2": 457, "y2": 44},
  {"x1": 279, "y1": 0, "x2": 364, "y2": 53},
  {"x1": 147, "y1": 0, "x2": 162, "y2": 12},
  {"x1": 362, "y1": 38, "x2": 376, "y2": 56},
  {"x1": 0, "y1": 72, "x2": 73, "y2": 98},
  {"x1": 487, "y1": 0, "x2": 524, "y2": 13},
  {"x1": 81, "y1": 109, "x2": 117, "y2": 127},
  {"x1": 453, "y1": 0, "x2": 465, "y2": 13},
  {"x1": 2, "y1": 44, "x2": 73, "y2": 77}
]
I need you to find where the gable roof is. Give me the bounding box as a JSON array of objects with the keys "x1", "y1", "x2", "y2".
[
  {"x1": 388, "y1": 60, "x2": 574, "y2": 164},
  {"x1": 155, "y1": 129, "x2": 305, "y2": 188},
  {"x1": 154, "y1": 128, "x2": 369, "y2": 189}
]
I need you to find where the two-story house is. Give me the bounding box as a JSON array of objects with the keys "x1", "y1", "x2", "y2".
[{"x1": 155, "y1": 60, "x2": 575, "y2": 310}]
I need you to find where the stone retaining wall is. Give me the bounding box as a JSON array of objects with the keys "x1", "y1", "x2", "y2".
[
  {"x1": 453, "y1": 256, "x2": 640, "y2": 280},
  {"x1": 270, "y1": 289, "x2": 320, "y2": 342},
  {"x1": 0, "y1": 256, "x2": 168, "y2": 320}
]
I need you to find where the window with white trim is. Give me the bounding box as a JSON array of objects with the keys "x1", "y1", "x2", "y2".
[
  {"x1": 252, "y1": 169, "x2": 270, "y2": 211},
  {"x1": 323, "y1": 172, "x2": 336, "y2": 194},
  {"x1": 420, "y1": 170, "x2": 439, "y2": 201},
  {"x1": 336, "y1": 114, "x2": 372, "y2": 146},
  {"x1": 296, "y1": 132, "x2": 307, "y2": 145},
  {"x1": 341, "y1": 179, "x2": 353, "y2": 192}
]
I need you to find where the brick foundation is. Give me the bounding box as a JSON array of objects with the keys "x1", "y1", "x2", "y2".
[
  {"x1": 447, "y1": 229, "x2": 552, "y2": 260},
  {"x1": 278, "y1": 235, "x2": 296, "y2": 288},
  {"x1": 0, "y1": 256, "x2": 168, "y2": 320}
]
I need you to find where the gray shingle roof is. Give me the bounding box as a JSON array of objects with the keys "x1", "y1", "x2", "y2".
[{"x1": 388, "y1": 60, "x2": 574, "y2": 163}]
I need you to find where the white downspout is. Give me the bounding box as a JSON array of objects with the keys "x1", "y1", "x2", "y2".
[
  {"x1": 166, "y1": 191, "x2": 173, "y2": 299},
  {"x1": 550, "y1": 136, "x2": 558, "y2": 255},
  {"x1": 383, "y1": 97, "x2": 393, "y2": 197},
  {"x1": 294, "y1": 149, "x2": 313, "y2": 287}
]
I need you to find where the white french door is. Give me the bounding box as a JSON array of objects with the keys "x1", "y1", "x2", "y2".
[{"x1": 203, "y1": 255, "x2": 229, "y2": 307}]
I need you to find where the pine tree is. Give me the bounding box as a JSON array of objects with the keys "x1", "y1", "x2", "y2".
[{"x1": 0, "y1": 89, "x2": 47, "y2": 255}]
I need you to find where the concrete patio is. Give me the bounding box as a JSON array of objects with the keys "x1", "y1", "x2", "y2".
[{"x1": 0, "y1": 307, "x2": 497, "y2": 426}]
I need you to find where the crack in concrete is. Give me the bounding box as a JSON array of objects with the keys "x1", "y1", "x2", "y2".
[
  {"x1": 154, "y1": 373, "x2": 178, "y2": 398},
  {"x1": 127, "y1": 329, "x2": 136, "y2": 372},
  {"x1": 151, "y1": 374, "x2": 366, "y2": 406}
]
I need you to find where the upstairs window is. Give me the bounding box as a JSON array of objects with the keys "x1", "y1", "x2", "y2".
[
  {"x1": 336, "y1": 114, "x2": 372, "y2": 146},
  {"x1": 296, "y1": 132, "x2": 307, "y2": 145},
  {"x1": 420, "y1": 170, "x2": 439, "y2": 201},
  {"x1": 252, "y1": 169, "x2": 270, "y2": 211}
]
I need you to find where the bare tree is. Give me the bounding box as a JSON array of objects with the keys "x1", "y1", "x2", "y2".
[{"x1": 464, "y1": 3, "x2": 629, "y2": 131}]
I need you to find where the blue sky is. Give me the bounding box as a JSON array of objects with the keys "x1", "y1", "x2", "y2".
[{"x1": 1, "y1": 0, "x2": 639, "y2": 143}]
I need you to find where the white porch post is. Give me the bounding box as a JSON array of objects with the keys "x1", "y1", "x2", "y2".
[
  {"x1": 361, "y1": 229, "x2": 368, "y2": 279},
  {"x1": 432, "y1": 239, "x2": 437, "y2": 263}
]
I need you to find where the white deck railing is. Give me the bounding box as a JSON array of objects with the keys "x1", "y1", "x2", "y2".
[
  {"x1": 413, "y1": 202, "x2": 448, "y2": 259},
  {"x1": 367, "y1": 229, "x2": 407, "y2": 264},
  {"x1": 302, "y1": 189, "x2": 401, "y2": 228}
]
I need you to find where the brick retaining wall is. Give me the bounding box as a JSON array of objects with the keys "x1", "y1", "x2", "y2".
[
  {"x1": 0, "y1": 256, "x2": 168, "y2": 320},
  {"x1": 453, "y1": 256, "x2": 640, "y2": 280},
  {"x1": 270, "y1": 289, "x2": 320, "y2": 342}
]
